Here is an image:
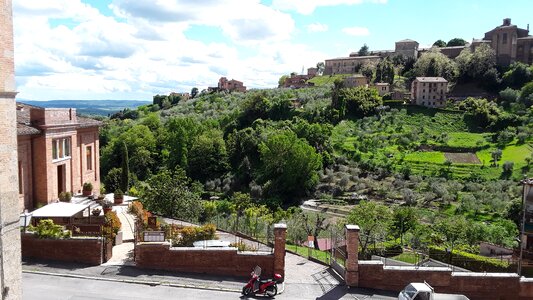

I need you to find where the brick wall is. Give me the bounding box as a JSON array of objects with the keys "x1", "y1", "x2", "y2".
[
  {"x1": 136, "y1": 224, "x2": 286, "y2": 278},
  {"x1": 21, "y1": 233, "x2": 106, "y2": 265},
  {"x1": 344, "y1": 224, "x2": 533, "y2": 300}
]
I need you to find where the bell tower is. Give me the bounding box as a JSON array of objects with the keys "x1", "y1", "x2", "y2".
[{"x1": 0, "y1": 0, "x2": 23, "y2": 298}]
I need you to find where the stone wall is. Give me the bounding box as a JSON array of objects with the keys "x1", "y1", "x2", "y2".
[
  {"x1": 136, "y1": 224, "x2": 286, "y2": 278},
  {"x1": 343, "y1": 224, "x2": 533, "y2": 300},
  {"x1": 21, "y1": 233, "x2": 107, "y2": 266}
]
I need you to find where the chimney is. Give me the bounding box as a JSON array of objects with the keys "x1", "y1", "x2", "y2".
[{"x1": 503, "y1": 18, "x2": 511, "y2": 26}]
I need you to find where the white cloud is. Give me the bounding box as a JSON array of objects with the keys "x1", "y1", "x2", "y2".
[
  {"x1": 12, "y1": 0, "x2": 328, "y2": 100},
  {"x1": 272, "y1": 0, "x2": 387, "y2": 15},
  {"x1": 307, "y1": 22, "x2": 328, "y2": 33},
  {"x1": 342, "y1": 26, "x2": 370, "y2": 36}
]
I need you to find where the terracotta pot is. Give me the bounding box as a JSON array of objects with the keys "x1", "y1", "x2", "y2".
[
  {"x1": 82, "y1": 189, "x2": 92, "y2": 196},
  {"x1": 114, "y1": 197, "x2": 123, "y2": 205},
  {"x1": 103, "y1": 207, "x2": 112, "y2": 214}
]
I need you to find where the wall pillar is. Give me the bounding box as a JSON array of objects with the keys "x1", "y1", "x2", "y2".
[
  {"x1": 345, "y1": 224, "x2": 360, "y2": 287},
  {"x1": 273, "y1": 223, "x2": 287, "y2": 279},
  {"x1": 0, "y1": 0, "x2": 23, "y2": 298}
]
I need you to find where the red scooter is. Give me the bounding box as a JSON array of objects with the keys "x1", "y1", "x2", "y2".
[{"x1": 242, "y1": 266, "x2": 282, "y2": 297}]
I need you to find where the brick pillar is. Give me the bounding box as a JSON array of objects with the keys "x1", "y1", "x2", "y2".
[
  {"x1": 273, "y1": 223, "x2": 287, "y2": 278},
  {"x1": 0, "y1": 0, "x2": 23, "y2": 299},
  {"x1": 345, "y1": 224, "x2": 360, "y2": 287}
]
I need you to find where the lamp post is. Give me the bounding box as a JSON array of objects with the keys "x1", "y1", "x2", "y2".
[{"x1": 519, "y1": 178, "x2": 533, "y2": 276}]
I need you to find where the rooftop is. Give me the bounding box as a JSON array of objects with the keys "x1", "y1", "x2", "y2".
[{"x1": 415, "y1": 77, "x2": 448, "y2": 83}]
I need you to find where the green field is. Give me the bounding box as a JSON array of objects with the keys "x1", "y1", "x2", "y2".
[
  {"x1": 286, "y1": 244, "x2": 332, "y2": 264},
  {"x1": 444, "y1": 132, "x2": 490, "y2": 149},
  {"x1": 404, "y1": 151, "x2": 446, "y2": 164},
  {"x1": 307, "y1": 74, "x2": 349, "y2": 87}
]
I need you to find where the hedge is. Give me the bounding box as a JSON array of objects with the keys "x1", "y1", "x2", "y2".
[{"x1": 428, "y1": 245, "x2": 512, "y2": 272}]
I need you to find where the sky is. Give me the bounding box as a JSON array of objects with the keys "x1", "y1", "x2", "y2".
[{"x1": 13, "y1": 0, "x2": 533, "y2": 101}]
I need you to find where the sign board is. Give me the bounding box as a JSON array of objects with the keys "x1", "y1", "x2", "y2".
[{"x1": 143, "y1": 231, "x2": 165, "y2": 242}]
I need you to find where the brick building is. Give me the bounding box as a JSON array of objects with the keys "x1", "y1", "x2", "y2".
[
  {"x1": 324, "y1": 55, "x2": 381, "y2": 75},
  {"x1": 281, "y1": 68, "x2": 317, "y2": 88},
  {"x1": 218, "y1": 77, "x2": 246, "y2": 93},
  {"x1": 410, "y1": 77, "x2": 448, "y2": 108},
  {"x1": 475, "y1": 18, "x2": 533, "y2": 66},
  {"x1": 16, "y1": 103, "x2": 102, "y2": 211}
]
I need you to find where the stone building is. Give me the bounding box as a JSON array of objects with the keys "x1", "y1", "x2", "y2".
[
  {"x1": 343, "y1": 75, "x2": 368, "y2": 88},
  {"x1": 0, "y1": 0, "x2": 23, "y2": 298},
  {"x1": 281, "y1": 68, "x2": 317, "y2": 89},
  {"x1": 373, "y1": 82, "x2": 390, "y2": 96},
  {"x1": 476, "y1": 18, "x2": 533, "y2": 65},
  {"x1": 324, "y1": 56, "x2": 381, "y2": 75},
  {"x1": 218, "y1": 77, "x2": 246, "y2": 93},
  {"x1": 410, "y1": 77, "x2": 448, "y2": 108},
  {"x1": 394, "y1": 39, "x2": 419, "y2": 59},
  {"x1": 16, "y1": 104, "x2": 102, "y2": 211}
]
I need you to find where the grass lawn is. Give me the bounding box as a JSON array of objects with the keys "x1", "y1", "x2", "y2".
[
  {"x1": 307, "y1": 74, "x2": 349, "y2": 86},
  {"x1": 445, "y1": 132, "x2": 489, "y2": 149},
  {"x1": 392, "y1": 252, "x2": 421, "y2": 264},
  {"x1": 403, "y1": 151, "x2": 446, "y2": 164},
  {"x1": 286, "y1": 244, "x2": 331, "y2": 264}
]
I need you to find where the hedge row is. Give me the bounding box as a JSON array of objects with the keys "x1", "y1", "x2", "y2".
[{"x1": 429, "y1": 245, "x2": 512, "y2": 272}]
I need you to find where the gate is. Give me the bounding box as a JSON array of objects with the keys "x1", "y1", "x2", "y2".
[{"x1": 330, "y1": 226, "x2": 346, "y2": 279}]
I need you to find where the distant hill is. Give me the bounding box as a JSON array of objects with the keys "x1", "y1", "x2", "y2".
[{"x1": 18, "y1": 100, "x2": 151, "y2": 117}]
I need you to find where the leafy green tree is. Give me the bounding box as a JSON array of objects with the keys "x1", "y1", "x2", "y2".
[
  {"x1": 375, "y1": 58, "x2": 395, "y2": 84},
  {"x1": 191, "y1": 87, "x2": 199, "y2": 98},
  {"x1": 140, "y1": 169, "x2": 201, "y2": 220},
  {"x1": 499, "y1": 87, "x2": 520, "y2": 105},
  {"x1": 519, "y1": 81, "x2": 533, "y2": 107},
  {"x1": 302, "y1": 212, "x2": 329, "y2": 250},
  {"x1": 433, "y1": 215, "x2": 468, "y2": 259},
  {"x1": 361, "y1": 64, "x2": 374, "y2": 81},
  {"x1": 502, "y1": 62, "x2": 533, "y2": 89},
  {"x1": 238, "y1": 92, "x2": 272, "y2": 128},
  {"x1": 163, "y1": 117, "x2": 203, "y2": 170},
  {"x1": 339, "y1": 86, "x2": 383, "y2": 117},
  {"x1": 502, "y1": 161, "x2": 514, "y2": 178},
  {"x1": 413, "y1": 49, "x2": 458, "y2": 82},
  {"x1": 433, "y1": 40, "x2": 446, "y2": 47},
  {"x1": 457, "y1": 97, "x2": 502, "y2": 129},
  {"x1": 278, "y1": 75, "x2": 289, "y2": 87},
  {"x1": 491, "y1": 149, "x2": 502, "y2": 167},
  {"x1": 316, "y1": 62, "x2": 325, "y2": 75},
  {"x1": 187, "y1": 129, "x2": 230, "y2": 182},
  {"x1": 391, "y1": 206, "x2": 418, "y2": 244},
  {"x1": 446, "y1": 38, "x2": 467, "y2": 46},
  {"x1": 358, "y1": 44, "x2": 369, "y2": 56},
  {"x1": 258, "y1": 131, "x2": 322, "y2": 204},
  {"x1": 120, "y1": 141, "x2": 129, "y2": 193},
  {"x1": 346, "y1": 200, "x2": 392, "y2": 259}
]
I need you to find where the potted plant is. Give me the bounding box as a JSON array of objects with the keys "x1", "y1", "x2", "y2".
[
  {"x1": 102, "y1": 201, "x2": 113, "y2": 214},
  {"x1": 82, "y1": 182, "x2": 93, "y2": 196},
  {"x1": 58, "y1": 191, "x2": 72, "y2": 202},
  {"x1": 114, "y1": 188, "x2": 124, "y2": 205},
  {"x1": 91, "y1": 208, "x2": 102, "y2": 216}
]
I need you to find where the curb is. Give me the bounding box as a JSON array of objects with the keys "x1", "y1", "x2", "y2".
[{"x1": 23, "y1": 269, "x2": 241, "y2": 294}]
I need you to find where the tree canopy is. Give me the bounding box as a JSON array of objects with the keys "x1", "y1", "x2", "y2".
[{"x1": 447, "y1": 38, "x2": 467, "y2": 47}]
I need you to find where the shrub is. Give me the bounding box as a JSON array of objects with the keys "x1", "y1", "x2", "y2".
[
  {"x1": 28, "y1": 219, "x2": 71, "y2": 239},
  {"x1": 103, "y1": 211, "x2": 122, "y2": 239},
  {"x1": 230, "y1": 241, "x2": 257, "y2": 251},
  {"x1": 114, "y1": 188, "x2": 124, "y2": 198},
  {"x1": 428, "y1": 246, "x2": 511, "y2": 272},
  {"x1": 173, "y1": 224, "x2": 217, "y2": 247},
  {"x1": 83, "y1": 182, "x2": 93, "y2": 191},
  {"x1": 59, "y1": 191, "x2": 72, "y2": 202}
]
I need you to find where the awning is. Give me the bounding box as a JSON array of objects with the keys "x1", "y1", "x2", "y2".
[{"x1": 31, "y1": 202, "x2": 90, "y2": 218}]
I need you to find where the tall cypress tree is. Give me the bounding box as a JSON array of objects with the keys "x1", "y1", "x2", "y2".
[{"x1": 120, "y1": 141, "x2": 129, "y2": 193}]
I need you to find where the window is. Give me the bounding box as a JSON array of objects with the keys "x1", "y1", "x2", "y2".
[
  {"x1": 18, "y1": 161, "x2": 23, "y2": 194},
  {"x1": 86, "y1": 146, "x2": 93, "y2": 171},
  {"x1": 423, "y1": 89, "x2": 425, "y2": 93},
  {"x1": 503, "y1": 33, "x2": 507, "y2": 44},
  {"x1": 422, "y1": 95, "x2": 425, "y2": 99},
  {"x1": 52, "y1": 138, "x2": 71, "y2": 160}
]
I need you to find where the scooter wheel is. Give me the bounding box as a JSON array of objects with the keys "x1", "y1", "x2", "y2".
[
  {"x1": 265, "y1": 285, "x2": 277, "y2": 297},
  {"x1": 242, "y1": 286, "x2": 252, "y2": 296}
]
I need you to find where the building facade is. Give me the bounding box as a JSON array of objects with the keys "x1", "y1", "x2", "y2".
[
  {"x1": 410, "y1": 77, "x2": 448, "y2": 108},
  {"x1": 17, "y1": 103, "x2": 101, "y2": 211},
  {"x1": 324, "y1": 56, "x2": 381, "y2": 75},
  {"x1": 218, "y1": 77, "x2": 246, "y2": 93},
  {"x1": 373, "y1": 83, "x2": 390, "y2": 96},
  {"x1": 478, "y1": 18, "x2": 532, "y2": 65},
  {"x1": 394, "y1": 39, "x2": 419, "y2": 59},
  {"x1": 343, "y1": 75, "x2": 368, "y2": 88},
  {"x1": 0, "y1": 0, "x2": 23, "y2": 298}
]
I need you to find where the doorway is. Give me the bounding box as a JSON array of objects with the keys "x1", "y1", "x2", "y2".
[{"x1": 57, "y1": 165, "x2": 65, "y2": 196}]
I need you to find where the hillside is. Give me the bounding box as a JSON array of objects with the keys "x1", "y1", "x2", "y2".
[{"x1": 20, "y1": 100, "x2": 151, "y2": 116}]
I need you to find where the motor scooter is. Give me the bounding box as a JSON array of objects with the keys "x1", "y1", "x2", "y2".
[{"x1": 242, "y1": 266, "x2": 282, "y2": 297}]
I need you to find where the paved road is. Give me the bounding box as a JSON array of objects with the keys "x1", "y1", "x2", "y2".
[{"x1": 23, "y1": 273, "x2": 238, "y2": 300}]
